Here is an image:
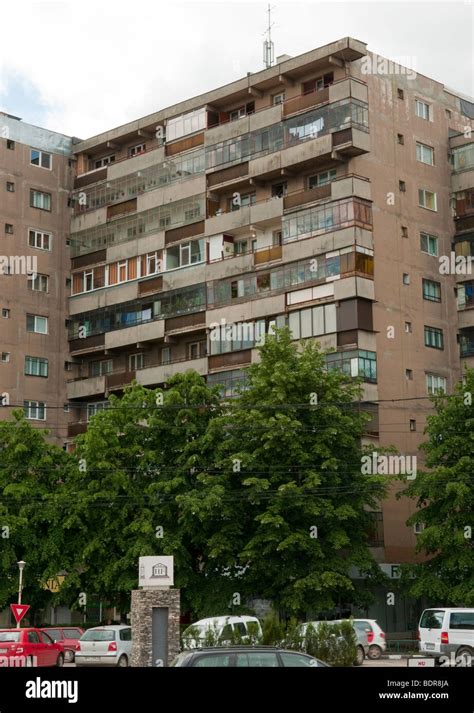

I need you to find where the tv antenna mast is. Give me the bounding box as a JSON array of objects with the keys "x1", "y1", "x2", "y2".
[{"x1": 263, "y1": 4, "x2": 275, "y2": 69}]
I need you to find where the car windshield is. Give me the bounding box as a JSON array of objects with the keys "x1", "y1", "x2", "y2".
[
  {"x1": 0, "y1": 632, "x2": 20, "y2": 642},
  {"x1": 81, "y1": 629, "x2": 115, "y2": 642}
]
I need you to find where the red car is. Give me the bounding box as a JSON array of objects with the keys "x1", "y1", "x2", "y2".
[
  {"x1": 40, "y1": 627, "x2": 84, "y2": 663},
  {"x1": 0, "y1": 628, "x2": 64, "y2": 667}
]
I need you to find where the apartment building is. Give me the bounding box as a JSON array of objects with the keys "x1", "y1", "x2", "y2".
[
  {"x1": 0, "y1": 113, "x2": 73, "y2": 445},
  {"x1": 1, "y1": 37, "x2": 473, "y2": 631}
]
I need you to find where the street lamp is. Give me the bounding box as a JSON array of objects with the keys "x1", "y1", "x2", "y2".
[{"x1": 17, "y1": 561, "x2": 25, "y2": 629}]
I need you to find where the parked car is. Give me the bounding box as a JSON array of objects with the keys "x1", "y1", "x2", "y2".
[
  {"x1": 301, "y1": 620, "x2": 369, "y2": 666},
  {"x1": 75, "y1": 625, "x2": 132, "y2": 667},
  {"x1": 40, "y1": 626, "x2": 84, "y2": 663},
  {"x1": 418, "y1": 608, "x2": 474, "y2": 665},
  {"x1": 352, "y1": 619, "x2": 386, "y2": 659},
  {"x1": 172, "y1": 646, "x2": 330, "y2": 667},
  {"x1": 182, "y1": 615, "x2": 262, "y2": 648},
  {"x1": 0, "y1": 628, "x2": 64, "y2": 667}
]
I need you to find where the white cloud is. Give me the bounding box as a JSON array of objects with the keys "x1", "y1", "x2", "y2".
[{"x1": 0, "y1": 0, "x2": 472, "y2": 139}]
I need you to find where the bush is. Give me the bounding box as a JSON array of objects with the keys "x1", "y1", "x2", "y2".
[{"x1": 300, "y1": 621, "x2": 357, "y2": 666}]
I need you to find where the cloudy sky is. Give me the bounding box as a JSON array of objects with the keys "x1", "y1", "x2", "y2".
[{"x1": 0, "y1": 0, "x2": 472, "y2": 140}]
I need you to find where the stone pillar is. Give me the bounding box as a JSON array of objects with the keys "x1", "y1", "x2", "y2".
[{"x1": 131, "y1": 588, "x2": 180, "y2": 667}]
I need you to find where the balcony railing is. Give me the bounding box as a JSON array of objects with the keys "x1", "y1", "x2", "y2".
[
  {"x1": 205, "y1": 98, "x2": 369, "y2": 171},
  {"x1": 72, "y1": 148, "x2": 206, "y2": 215},
  {"x1": 253, "y1": 245, "x2": 282, "y2": 264}
]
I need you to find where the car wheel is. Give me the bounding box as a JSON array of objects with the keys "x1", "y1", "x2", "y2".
[
  {"x1": 56, "y1": 653, "x2": 64, "y2": 668},
  {"x1": 368, "y1": 645, "x2": 382, "y2": 660},
  {"x1": 65, "y1": 650, "x2": 75, "y2": 663},
  {"x1": 117, "y1": 654, "x2": 129, "y2": 667},
  {"x1": 456, "y1": 647, "x2": 473, "y2": 667},
  {"x1": 354, "y1": 646, "x2": 365, "y2": 666}
]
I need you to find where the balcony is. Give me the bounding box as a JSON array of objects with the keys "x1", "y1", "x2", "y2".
[
  {"x1": 67, "y1": 375, "x2": 106, "y2": 399},
  {"x1": 205, "y1": 195, "x2": 283, "y2": 234},
  {"x1": 253, "y1": 245, "x2": 282, "y2": 265},
  {"x1": 67, "y1": 422, "x2": 88, "y2": 438},
  {"x1": 282, "y1": 87, "x2": 330, "y2": 118},
  {"x1": 135, "y1": 355, "x2": 208, "y2": 388},
  {"x1": 283, "y1": 174, "x2": 371, "y2": 212}
]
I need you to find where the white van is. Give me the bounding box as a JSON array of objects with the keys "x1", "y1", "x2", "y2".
[
  {"x1": 418, "y1": 608, "x2": 474, "y2": 664},
  {"x1": 182, "y1": 615, "x2": 262, "y2": 649}
]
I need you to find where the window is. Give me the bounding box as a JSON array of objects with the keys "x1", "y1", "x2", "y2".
[
  {"x1": 409, "y1": 419, "x2": 417, "y2": 431},
  {"x1": 405, "y1": 321, "x2": 412, "y2": 333},
  {"x1": 399, "y1": 180, "x2": 406, "y2": 192},
  {"x1": 30, "y1": 149, "x2": 51, "y2": 169},
  {"x1": 401, "y1": 226, "x2": 408, "y2": 238},
  {"x1": 420, "y1": 610, "x2": 444, "y2": 629},
  {"x1": 24, "y1": 400, "x2": 46, "y2": 420},
  {"x1": 397, "y1": 88, "x2": 404, "y2": 100},
  {"x1": 446, "y1": 109, "x2": 452, "y2": 119},
  {"x1": 450, "y1": 612, "x2": 474, "y2": 630},
  {"x1": 128, "y1": 143, "x2": 146, "y2": 157},
  {"x1": 406, "y1": 369, "x2": 413, "y2": 380},
  {"x1": 94, "y1": 155, "x2": 115, "y2": 169},
  {"x1": 166, "y1": 107, "x2": 206, "y2": 142},
  {"x1": 28, "y1": 274, "x2": 49, "y2": 293},
  {"x1": 272, "y1": 92, "x2": 285, "y2": 105},
  {"x1": 117, "y1": 261, "x2": 128, "y2": 283},
  {"x1": 30, "y1": 189, "x2": 51, "y2": 211},
  {"x1": 90, "y1": 359, "x2": 113, "y2": 377},
  {"x1": 6, "y1": 139, "x2": 14, "y2": 150},
  {"x1": 87, "y1": 402, "x2": 109, "y2": 421},
  {"x1": 5, "y1": 223, "x2": 13, "y2": 234},
  {"x1": 403, "y1": 273, "x2": 410, "y2": 285},
  {"x1": 231, "y1": 192, "x2": 256, "y2": 211},
  {"x1": 420, "y1": 232, "x2": 438, "y2": 256},
  {"x1": 308, "y1": 168, "x2": 337, "y2": 189},
  {"x1": 236, "y1": 652, "x2": 279, "y2": 667},
  {"x1": 194, "y1": 654, "x2": 231, "y2": 667},
  {"x1": 426, "y1": 373, "x2": 446, "y2": 394},
  {"x1": 280, "y1": 652, "x2": 320, "y2": 667},
  {"x1": 424, "y1": 325, "x2": 443, "y2": 349},
  {"x1": 415, "y1": 99, "x2": 430, "y2": 120},
  {"x1": 422, "y1": 279, "x2": 441, "y2": 302},
  {"x1": 416, "y1": 142, "x2": 434, "y2": 165},
  {"x1": 188, "y1": 341, "x2": 206, "y2": 359},
  {"x1": 161, "y1": 347, "x2": 171, "y2": 365},
  {"x1": 2, "y1": 309, "x2": 10, "y2": 318},
  {"x1": 234, "y1": 240, "x2": 249, "y2": 255},
  {"x1": 271, "y1": 182, "x2": 287, "y2": 198},
  {"x1": 397, "y1": 134, "x2": 404, "y2": 145},
  {"x1": 27, "y1": 631, "x2": 41, "y2": 643},
  {"x1": 1, "y1": 352, "x2": 10, "y2": 363},
  {"x1": 129, "y1": 353, "x2": 144, "y2": 370},
  {"x1": 26, "y1": 314, "x2": 48, "y2": 334},
  {"x1": 418, "y1": 189, "x2": 437, "y2": 211},
  {"x1": 29, "y1": 229, "x2": 51, "y2": 250},
  {"x1": 229, "y1": 107, "x2": 247, "y2": 121},
  {"x1": 25, "y1": 356, "x2": 48, "y2": 377},
  {"x1": 119, "y1": 628, "x2": 132, "y2": 641},
  {"x1": 413, "y1": 522, "x2": 425, "y2": 535},
  {"x1": 302, "y1": 72, "x2": 333, "y2": 94},
  {"x1": 6, "y1": 181, "x2": 14, "y2": 192}
]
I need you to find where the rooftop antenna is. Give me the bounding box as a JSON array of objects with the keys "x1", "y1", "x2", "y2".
[{"x1": 263, "y1": 4, "x2": 275, "y2": 69}]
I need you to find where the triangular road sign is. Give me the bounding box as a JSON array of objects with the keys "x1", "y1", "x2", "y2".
[{"x1": 10, "y1": 604, "x2": 30, "y2": 624}]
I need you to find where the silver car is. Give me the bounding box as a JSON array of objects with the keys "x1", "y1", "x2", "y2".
[{"x1": 75, "y1": 625, "x2": 132, "y2": 667}]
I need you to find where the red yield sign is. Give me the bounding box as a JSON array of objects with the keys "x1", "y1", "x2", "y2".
[{"x1": 10, "y1": 604, "x2": 30, "y2": 624}]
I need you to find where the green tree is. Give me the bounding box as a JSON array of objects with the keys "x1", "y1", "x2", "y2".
[
  {"x1": 188, "y1": 329, "x2": 387, "y2": 616},
  {"x1": 0, "y1": 411, "x2": 72, "y2": 615},
  {"x1": 400, "y1": 370, "x2": 474, "y2": 604}
]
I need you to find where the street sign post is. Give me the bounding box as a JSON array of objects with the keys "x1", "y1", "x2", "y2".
[{"x1": 10, "y1": 603, "x2": 30, "y2": 625}]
